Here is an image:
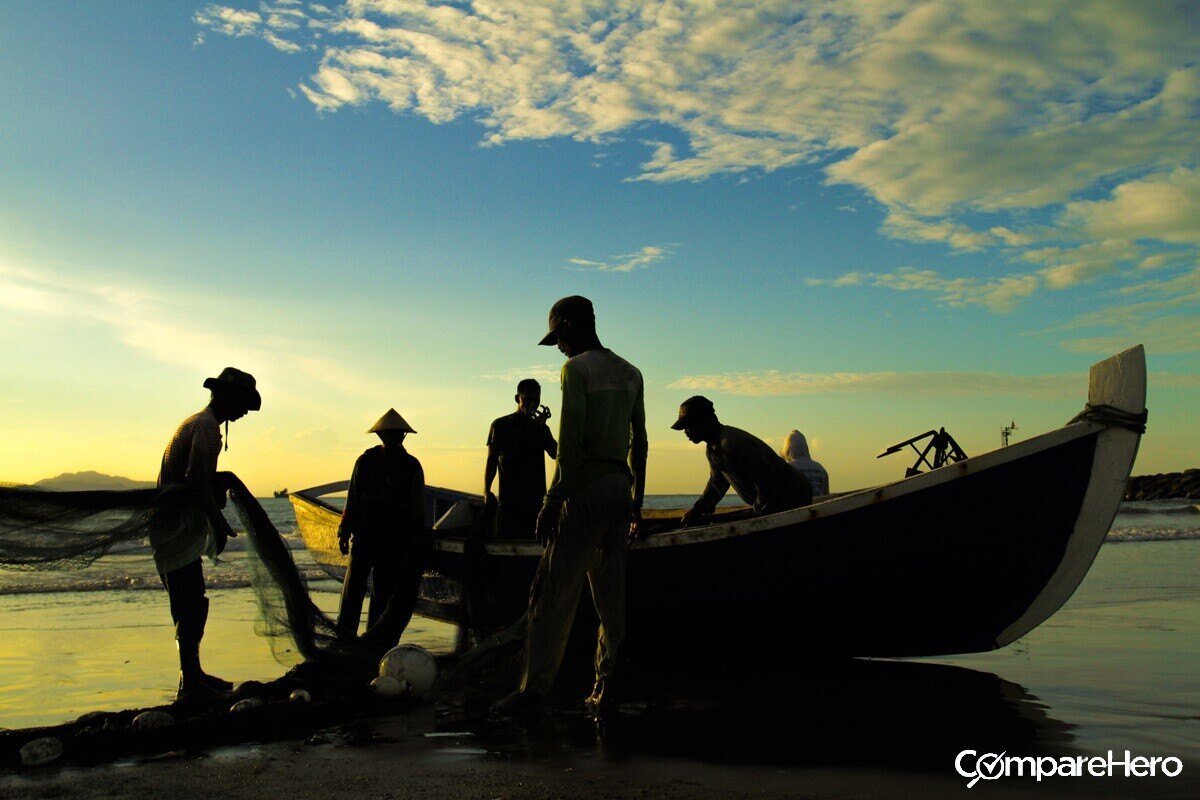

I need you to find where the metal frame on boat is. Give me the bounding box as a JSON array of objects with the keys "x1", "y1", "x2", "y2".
[{"x1": 290, "y1": 346, "x2": 1145, "y2": 658}]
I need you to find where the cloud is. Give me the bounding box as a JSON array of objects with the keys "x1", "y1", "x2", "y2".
[
  {"x1": 807, "y1": 267, "x2": 1039, "y2": 312},
  {"x1": 668, "y1": 369, "x2": 1200, "y2": 398},
  {"x1": 1037, "y1": 264, "x2": 1200, "y2": 354},
  {"x1": 1059, "y1": 315, "x2": 1200, "y2": 355},
  {"x1": 196, "y1": 1, "x2": 1200, "y2": 301},
  {"x1": 567, "y1": 245, "x2": 672, "y2": 273},
  {"x1": 0, "y1": 262, "x2": 398, "y2": 408},
  {"x1": 480, "y1": 365, "x2": 563, "y2": 384},
  {"x1": 1062, "y1": 168, "x2": 1200, "y2": 248},
  {"x1": 194, "y1": 3, "x2": 309, "y2": 52}
]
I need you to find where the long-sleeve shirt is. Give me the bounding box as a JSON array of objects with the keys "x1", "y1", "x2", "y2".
[
  {"x1": 338, "y1": 445, "x2": 426, "y2": 547},
  {"x1": 545, "y1": 348, "x2": 648, "y2": 509},
  {"x1": 693, "y1": 425, "x2": 812, "y2": 516}
]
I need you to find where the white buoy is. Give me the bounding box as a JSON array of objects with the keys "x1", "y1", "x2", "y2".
[
  {"x1": 132, "y1": 710, "x2": 174, "y2": 730},
  {"x1": 378, "y1": 644, "x2": 437, "y2": 696},
  {"x1": 370, "y1": 675, "x2": 407, "y2": 697},
  {"x1": 229, "y1": 698, "x2": 264, "y2": 714},
  {"x1": 19, "y1": 737, "x2": 63, "y2": 767},
  {"x1": 289, "y1": 689, "x2": 311, "y2": 703}
]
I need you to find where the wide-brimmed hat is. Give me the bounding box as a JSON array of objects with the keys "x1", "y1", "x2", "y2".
[
  {"x1": 368, "y1": 408, "x2": 416, "y2": 434},
  {"x1": 670, "y1": 395, "x2": 716, "y2": 430},
  {"x1": 203, "y1": 367, "x2": 262, "y2": 411},
  {"x1": 538, "y1": 295, "x2": 595, "y2": 346}
]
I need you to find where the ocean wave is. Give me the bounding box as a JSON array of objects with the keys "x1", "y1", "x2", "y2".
[
  {"x1": 0, "y1": 568, "x2": 332, "y2": 596},
  {"x1": 1105, "y1": 528, "x2": 1200, "y2": 543}
]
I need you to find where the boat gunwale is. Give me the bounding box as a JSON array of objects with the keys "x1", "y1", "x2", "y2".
[{"x1": 291, "y1": 419, "x2": 1106, "y2": 558}]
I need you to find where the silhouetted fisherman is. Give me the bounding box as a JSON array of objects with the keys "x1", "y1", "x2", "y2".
[
  {"x1": 492, "y1": 296, "x2": 648, "y2": 718},
  {"x1": 674, "y1": 396, "x2": 812, "y2": 528},
  {"x1": 336, "y1": 408, "x2": 428, "y2": 651},
  {"x1": 485, "y1": 379, "x2": 558, "y2": 539},
  {"x1": 157, "y1": 367, "x2": 260, "y2": 698}
]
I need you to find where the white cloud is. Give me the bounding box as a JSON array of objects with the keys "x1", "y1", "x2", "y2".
[
  {"x1": 480, "y1": 365, "x2": 563, "y2": 384},
  {"x1": 1040, "y1": 265, "x2": 1200, "y2": 354},
  {"x1": 668, "y1": 368, "x2": 1200, "y2": 398},
  {"x1": 1062, "y1": 168, "x2": 1200, "y2": 248},
  {"x1": 807, "y1": 267, "x2": 1039, "y2": 312},
  {"x1": 0, "y1": 262, "x2": 398, "y2": 408},
  {"x1": 567, "y1": 245, "x2": 672, "y2": 273},
  {"x1": 194, "y1": 5, "x2": 262, "y2": 37},
  {"x1": 196, "y1": 1, "x2": 1200, "y2": 302}
]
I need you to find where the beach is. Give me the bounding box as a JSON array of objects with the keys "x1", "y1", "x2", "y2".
[{"x1": 1, "y1": 499, "x2": 1198, "y2": 797}]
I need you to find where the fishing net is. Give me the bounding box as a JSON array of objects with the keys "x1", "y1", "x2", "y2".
[
  {"x1": 226, "y1": 476, "x2": 376, "y2": 671},
  {"x1": 0, "y1": 483, "x2": 209, "y2": 574},
  {"x1": 0, "y1": 477, "x2": 376, "y2": 673}
]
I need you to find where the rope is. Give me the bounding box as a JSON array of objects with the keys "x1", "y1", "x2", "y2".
[{"x1": 1068, "y1": 403, "x2": 1148, "y2": 434}]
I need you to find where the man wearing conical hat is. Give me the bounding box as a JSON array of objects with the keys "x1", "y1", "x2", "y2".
[
  {"x1": 336, "y1": 408, "x2": 428, "y2": 650},
  {"x1": 157, "y1": 367, "x2": 261, "y2": 698}
]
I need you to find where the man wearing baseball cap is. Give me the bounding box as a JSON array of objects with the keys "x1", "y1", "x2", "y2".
[
  {"x1": 156, "y1": 367, "x2": 261, "y2": 698},
  {"x1": 494, "y1": 295, "x2": 648, "y2": 718},
  {"x1": 672, "y1": 396, "x2": 812, "y2": 528}
]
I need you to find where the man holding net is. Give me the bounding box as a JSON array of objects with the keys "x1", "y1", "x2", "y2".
[{"x1": 156, "y1": 367, "x2": 261, "y2": 698}]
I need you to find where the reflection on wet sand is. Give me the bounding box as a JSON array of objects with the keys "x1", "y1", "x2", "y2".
[{"x1": 419, "y1": 655, "x2": 1075, "y2": 772}]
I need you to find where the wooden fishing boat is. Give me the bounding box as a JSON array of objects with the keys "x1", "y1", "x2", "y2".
[{"x1": 291, "y1": 346, "x2": 1145, "y2": 658}]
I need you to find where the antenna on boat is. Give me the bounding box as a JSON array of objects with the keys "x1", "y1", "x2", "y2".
[
  {"x1": 877, "y1": 427, "x2": 968, "y2": 477},
  {"x1": 1001, "y1": 421, "x2": 1018, "y2": 448}
]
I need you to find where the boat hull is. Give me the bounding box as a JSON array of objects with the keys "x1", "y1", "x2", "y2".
[{"x1": 291, "y1": 346, "x2": 1145, "y2": 658}]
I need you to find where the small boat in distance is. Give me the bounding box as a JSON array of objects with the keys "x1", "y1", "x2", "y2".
[
  {"x1": 290, "y1": 346, "x2": 1145, "y2": 658},
  {"x1": 273, "y1": 488, "x2": 289, "y2": 498}
]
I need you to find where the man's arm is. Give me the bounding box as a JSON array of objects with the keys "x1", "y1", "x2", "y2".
[
  {"x1": 691, "y1": 469, "x2": 730, "y2": 517},
  {"x1": 484, "y1": 443, "x2": 499, "y2": 500},
  {"x1": 542, "y1": 422, "x2": 558, "y2": 460},
  {"x1": 186, "y1": 429, "x2": 234, "y2": 551},
  {"x1": 629, "y1": 380, "x2": 648, "y2": 510},
  {"x1": 338, "y1": 456, "x2": 361, "y2": 555},
  {"x1": 682, "y1": 449, "x2": 729, "y2": 527},
  {"x1": 544, "y1": 363, "x2": 586, "y2": 507},
  {"x1": 410, "y1": 461, "x2": 427, "y2": 536}
]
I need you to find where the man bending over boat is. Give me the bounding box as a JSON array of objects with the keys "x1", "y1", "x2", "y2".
[
  {"x1": 674, "y1": 396, "x2": 812, "y2": 528},
  {"x1": 492, "y1": 295, "x2": 648, "y2": 718},
  {"x1": 485, "y1": 379, "x2": 558, "y2": 539},
  {"x1": 157, "y1": 367, "x2": 260, "y2": 698},
  {"x1": 336, "y1": 408, "x2": 428, "y2": 652}
]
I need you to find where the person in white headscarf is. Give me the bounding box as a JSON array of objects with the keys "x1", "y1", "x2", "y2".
[{"x1": 781, "y1": 430, "x2": 829, "y2": 497}]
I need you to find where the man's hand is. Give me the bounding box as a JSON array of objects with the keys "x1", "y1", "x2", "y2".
[
  {"x1": 628, "y1": 507, "x2": 644, "y2": 545},
  {"x1": 679, "y1": 508, "x2": 706, "y2": 529},
  {"x1": 338, "y1": 532, "x2": 351, "y2": 556},
  {"x1": 535, "y1": 503, "x2": 560, "y2": 547},
  {"x1": 214, "y1": 518, "x2": 236, "y2": 555},
  {"x1": 485, "y1": 491, "x2": 498, "y2": 507}
]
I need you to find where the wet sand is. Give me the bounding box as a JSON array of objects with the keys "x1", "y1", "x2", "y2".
[{"x1": 1, "y1": 541, "x2": 1197, "y2": 797}]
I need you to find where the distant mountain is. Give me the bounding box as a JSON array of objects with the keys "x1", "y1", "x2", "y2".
[{"x1": 33, "y1": 471, "x2": 156, "y2": 491}]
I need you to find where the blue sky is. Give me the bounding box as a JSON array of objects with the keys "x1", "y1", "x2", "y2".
[{"x1": 1, "y1": 1, "x2": 1198, "y2": 495}]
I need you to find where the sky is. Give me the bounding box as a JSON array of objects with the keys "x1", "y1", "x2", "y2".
[{"x1": 1, "y1": 1, "x2": 1198, "y2": 497}]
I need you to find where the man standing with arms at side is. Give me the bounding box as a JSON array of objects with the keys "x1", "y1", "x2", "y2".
[
  {"x1": 485, "y1": 379, "x2": 558, "y2": 539},
  {"x1": 157, "y1": 367, "x2": 260, "y2": 698},
  {"x1": 493, "y1": 296, "x2": 647, "y2": 718},
  {"x1": 336, "y1": 408, "x2": 428, "y2": 652}
]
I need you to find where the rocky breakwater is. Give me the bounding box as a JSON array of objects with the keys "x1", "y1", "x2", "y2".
[{"x1": 1125, "y1": 469, "x2": 1200, "y2": 501}]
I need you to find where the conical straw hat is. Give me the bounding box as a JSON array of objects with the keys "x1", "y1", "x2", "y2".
[{"x1": 367, "y1": 408, "x2": 416, "y2": 434}]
